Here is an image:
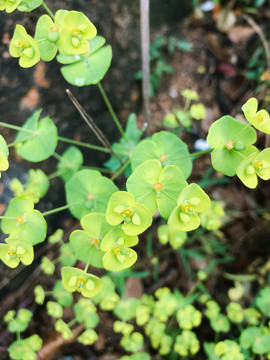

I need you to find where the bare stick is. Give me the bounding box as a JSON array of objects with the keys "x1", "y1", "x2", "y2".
[
  {"x1": 140, "y1": 0, "x2": 151, "y2": 131},
  {"x1": 66, "y1": 89, "x2": 123, "y2": 164},
  {"x1": 242, "y1": 14, "x2": 270, "y2": 69}
]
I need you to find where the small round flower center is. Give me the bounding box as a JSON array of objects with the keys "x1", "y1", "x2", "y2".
[
  {"x1": 77, "y1": 277, "x2": 86, "y2": 288},
  {"x1": 7, "y1": 248, "x2": 16, "y2": 256},
  {"x1": 16, "y1": 215, "x2": 24, "y2": 224},
  {"x1": 50, "y1": 26, "x2": 59, "y2": 33},
  {"x1": 255, "y1": 160, "x2": 263, "y2": 170},
  {"x1": 90, "y1": 238, "x2": 98, "y2": 246},
  {"x1": 123, "y1": 208, "x2": 133, "y2": 218},
  {"x1": 113, "y1": 246, "x2": 121, "y2": 255},
  {"x1": 225, "y1": 140, "x2": 235, "y2": 150},
  {"x1": 256, "y1": 113, "x2": 264, "y2": 123},
  {"x1": 72, "y1": 27, "x2": 81, "y2": 36},
  {"x1": 86, "y1": 193, "x2": 94, "y2": 201},
  {"x1": 160, "y1": 154, "x2": 167, "y2": 162},
  {"x1": 15, "y1": 39, "x2": 26, "y2": 49},
  {"x1": 154, "y1": 182, "x2": 163, "y2": 191},
  {"x1": 182, "y1": 204, "x2": 193, "y2": 215}
]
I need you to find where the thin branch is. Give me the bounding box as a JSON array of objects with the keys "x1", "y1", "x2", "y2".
[
  {"x1": 242, "y1": 13, "x2": 270, "y2": 69},
  {"x1": 140, "y1": 0, "x2": 151, "y2": 131},
  {"x1": 66, "y1": 89, "x2": 123, "y2": 164}
]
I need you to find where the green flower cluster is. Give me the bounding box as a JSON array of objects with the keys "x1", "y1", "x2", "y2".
[{"x1": 9, "y1": 10, "x2": 97, "y2": 67}]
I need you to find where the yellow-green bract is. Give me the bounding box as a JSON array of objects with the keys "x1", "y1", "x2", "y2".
[
  {"x1": 105, "y1": 191, "x2": 152, "y2": 236},
  {"x1": 242, "y1": 97, "x2": 270, "y2": 135},
  {"x1": 9, "y1": 24, "x2": 40, "y2": 67},
  {"x1": 168, "y1": 183, "x2": 211, "y2": 232},
  {"x1": 61, "y1": 266, "x2": 103, "y2": 298}
]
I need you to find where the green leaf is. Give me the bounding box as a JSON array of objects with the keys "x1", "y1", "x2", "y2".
[
  {"x1": 65, "y1": 169, "x2": 118, "y2": 219},
  {"x1": 131, "y1": 131, "x2": 192, "y2": 179},
  {"x1": 15, "y1": 109, "x2": 58, "y2": 162},
  {"x1": 127, "y1": 159, "x2": 188, "y2": 218},
  {"x1": 0, "y1": 135, "x2": 9, "y2": 158},
  {"x1": 240, "y1": 327, "x2": 262, "y2": 349},
  {"x1": 57, "y1": 146, "x2": 84, "y2": 182},
  {"x1": 34, "y1": 15, "x2": 60, "y2": 61},
  {"x1": 18, "y1": 0, "x2": 43, "y2": 12},
  {"x1": 114, "y1": 298, "x2": 140, "y2": 322},
  {"x1": 252, "y1": 335, "x2": 270, "y2": 354},
  {"x1": 203, "y1": 342, "x2": 220, "y2": 360},
  {"x1": 70, "y1": 213, "x2": 112, "y2": 268},
  {"x1": 207, "y1": 115, "x2": 257, "y2": 176},
  {"x1": 60, "y1": 36, "x2": 112, "y2": 86},
  {"x1": 0, "y1": 135, "x2": 9, "y2": 177},
  {"x1": 255, "y1": 287, "x2": 270, "y2": 317},
  {"x1": 52, "y1": 280, "x2": 73, "y2": 307}
]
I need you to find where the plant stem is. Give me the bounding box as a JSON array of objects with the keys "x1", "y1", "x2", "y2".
[
  {"x1": 52, "y1": 152, "x2": 64, "y2": 162},
  {"x1": 42, "y1": 201, "x2": 83, "y2": 216},
  {"x1": 0, "y1": 216, "x2": 17, "y2": 220},
  {"x1": 41, "y1": 2, "x2": 55, "y2": 20},
  {"x1": 189, "y1": 148, "x2": 213, "y2": 157},
  {"x1": 58, "y1": 136, "x2": 110, "y2": 153},
  {"x1": 140, "y1": 0, "x2": 151, "y2": 131},
  {"x1": 68, "y1": 318, "x2": 77, "y2": 328},
  {"x1": 185, "y1": 279, "x2": 201, "y2": 297},
  {"x1": 16, "y1": 331, "x2": 20, "y2": 342},
  {"x1": 111, "y1": 158, "x2": 131, "y2": 181},
  {"x1": 81, "y1": 166, "x2": 111, "y2": 173},
  {"x1": 7, "y1": 134, "x2": 35, "y2": 147},
  {"x1": 96, "y1": 82, "x2": 127, "y2": 141},
  {"x1": 184, "y1": 98, "x2": 191, "y2": 112},
  {"x1": 0, "y1": 122, "x2": 33, "y2": 134}
]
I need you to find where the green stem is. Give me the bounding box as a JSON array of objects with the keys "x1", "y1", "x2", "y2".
[
  {"x1": 81, "y1": 166, "x2": 111, "y2": 173},
  {"x1": 16, "y1": 331, "x2": 21, "y2": 342},
  {"x1": 189, "y1": 148, "x2": 213, "y2": 157},
  {"x1": 52, "y1": 152, "x2": 64, "y2": 162},
  {"x1": 41, "y1": 2, "x2": 55, "y2": 20},
  {"x1": 7, "y1": 134, "x2": 35, "y2": 147},
  {"x1": 58, "y1": 136, "x2": 110, "y2": 153},
  {"x1": 97, "y1": 82, "x2": 127, "y2": 141},
  {"x1": 67, "y1": 318, "x2": 77, "y2": 328},
  {"x1": 186, "y1": 279, "x2": 201, "y2": 298},
  {"x1": 0, "y1": 122, "x2": 33, "y2": 134},
  {"x1": 0, "y1": 216, "x2": 17, "y2": 220},
  {"x1": 42, "y1": 201, "x2": 83, "y2": 216},
  {"x1": 184, "y1": 98, "x2": 191, "y2": 112},
  {"x1": 111, "y1": 158, "x2": 131, "y2": 181}
]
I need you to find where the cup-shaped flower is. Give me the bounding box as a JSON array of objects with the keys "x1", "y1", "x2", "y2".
[
  {"x1": 236, "y1": 148, "x2": 270, "y2": 188},
  {"x1": 174, "y1": 330, "x2": 200, "y2": 357},
  {"x1": 176, "y1": 305, "x2": 202, "y2": 330},
  {"x1": 0, "y1": 238, "x2": 34, "y2": 268},
  {"x1": 1, "y1": 196, "x2": 47, "y2": 245},
  {"x1": 157, "y1": 224, "x2": 187, "y2": 249},
  {"x1": 206, "y1": 115, "x2": 257, "y2": 176},
  {"x1": 181, "y1": 89, "x2": 199, "y2": 101},
  {"x1": 46, "y1": 301, "x2": 63, "y2": 319},
  {"x1": 105, "y1": 191, "x2": 152, "y2": 236},
  {"x1": 190, "y1": 103, "x2": 206, "y2": 120},
  {"x1": 59, "y1": 11, "x2": 97, "y2": 55},
  {"x1": 101, "y1": 228, "x2": 138, "y2": 271},
  {"x1": 34, "y1": 15, "x2": 60, "y2": 61},
  {"x1": 70, "y1": 212, "x2": 112, "y2": 268},
  {"x1": 0, "y1": 134, "x2": 9, "y2": 178},
  {"x1": 168, "y1": 183, "x2": 211, "y2": 232},
  {"x1": 127, "y1": 159, "x2": 188, "y2": 218},
  {"x1": 62, "y1": 266, "x2": 103, "y2": 298},
  {"x1": 0, "y1": 0, "x2": 21, "y2": 13},
  {"x1": 10, "y1": 25, "x2": 40, "y2": 68},
  {"x1": 242, "y1": 97, "x2": 270, "y2": 134},
  {"x1": 34, "y1": 285, "x2": 45, "y2": 305},
  {"x1": 55, "y1": 319, "x2": 73, "y2": 339},
  {"x1": 78, "y1": 329, "x2": 98, "y2": 345}
]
